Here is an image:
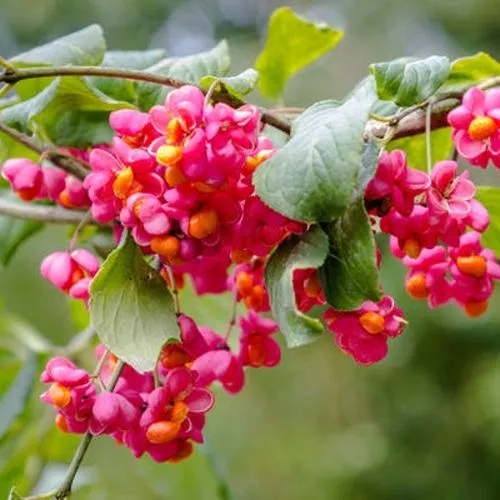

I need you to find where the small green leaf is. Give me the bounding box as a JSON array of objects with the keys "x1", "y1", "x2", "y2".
[
  {"x1": 475, "y1": 186, "x2": 500, "y2": 256},
  {"x1": 443, "y1": 52, "x2": 500, "y2": 91},
  {"x1": 0, "y1": 213, "x2": 44, "y2": 266},
  {"x1": 387, "y1": 127, "x2": 453, "y2": 171},
  {"x1": 370, "y1": 56, "x2": 450, "y2": 106},
  {"x1": 91, "y1": 49, "x2": 166, "y2": 103},
  {"x1": 253, "y1": 80, "x2": 376, "y2": 222},
  {"x1": 10, "y1": 25, "x2": 105, "y2": 67},
  {"x1": 319, "y1": 198, "x2": 381, "y2": 310},
  {"x1": 90, "y1": 234, "x2": 179, "y2": 373},
  {"x1": 200, "y1": 68, "x2": 259, "y2": 98},
  {"x1": 0, "y1": 77, "x2": 134, "y2": 147},
  {"x1": 0, "y1": 351, "x2": 37, "y2": 441},
  {"x1": 265, "y1": 226, "x2": 329, "y2": 348},
  {"x1": 255, "y1": 7, "x2": 343, "y2": 99},
  {"x1": 136, "y1": 41, "x2": 230, "y2": 111}
]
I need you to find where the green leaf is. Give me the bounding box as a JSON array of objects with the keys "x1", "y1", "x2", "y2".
[
  {"x1": 443, "y1": 52, "x2": 500, "y2": 91},
  {"x1": 253, "y1": 80, "x2": 376, "y2": 223},
  {"x1": 265, "y1": 226, "x2": 329, "y2": 348},
  {"x1": 255, "y1": 7, "x2": 343, "y2": 99},
  {"x1": 10, "y1": 25, "x2": 105, "y2": 67},
  {"x1": 91, "y1": 49, "x2": 166, "y2": 103},
  {"x1": 90, "y1": 234, "x2": 179, "y2": 373},
  {"x1": 136, "y1": 41, "x2": 230, "y2": 111},
  {"x1": 370, "y1": 56, "x2": 450, "y2": 106},
  {"x1": 0, "y1": 214, "x2": 44, "y2": 267},
  {"x1": 319, "y1": 198, "x2": 381, "y2": 310},
  {"x1": 475, "y1": 186, "x2": 500, "y2": 256},
  {"x1": 0, "y1": 77, "x2": 134, "y2": 147},
  {"x1": 0, "y1": 351, "x2": 37, "y2": 441},
  {"x1": 200, "y1": 68, "x2": 259, "y2": 99},
  {"x1": 10, "y1": 25, "x2": 106, "y2": 101},
  {"x1": 387, "y1": 127, "x2": 453, "y2": 171}
]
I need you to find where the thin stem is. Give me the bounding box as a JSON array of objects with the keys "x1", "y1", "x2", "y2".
[
  {"x1": 92, "y1": 349, "x2": 109, "y2": 378},
  {"x1": 54, "y1": 433, "x2": 92, "y2": 499},
  {"x1": 0, "y1": 56, "x2": 14, "y2": 71},
  {"x1": 387, "y1": 100, "x2": 430, "y2": 127},
  {"x1": 24, "y1": 489, "x2": 59, "y2": 500},
  {"x1": 204, "y1": 78, "x2": 221, "y2": 107},
  {"x1": 69, "y1": 210, "x2": 93, "y2": 251},
  {"x1": 0, "y1": 120, "x2": 43, "y2": 154},
  {"x1": 477, "y1": 75, "x2": 500, "y2": 90},
  {"x1": 224, "y1": 291, "x2": 239, "y2": 342},
  {"x1": 1, "y1": 65, "x2": 186, "y2": 89},
  {"x1": 165, "y1": 265, "x2": 181, "y2": 319},
  {"x1": 369, "y1": 113, "x2": 393, "y2": 123},
  {"x1": 1, "y1": 63, "x2": 498, "y2": 144},
  {"x1": 0, "y1": 64, "x2": 292, "y2": 135},
  {"x1": 366, "y1": 98, "x2": 458, "y2": 141},
  {"x1": 271, "y1": 106, "x2": 305, "y2": 115},
  {"x1": 0, "y1": 197, "x2": 89, "y2": 224},
  {"x1": 0, "y1": 121, "x2": 89, "y2": 180},
  {"x1": 0, "y1": 83, "x2": 12, "y2": 98},
  {"x1": 425, "y1": 99, "x2": 434, "y2": 173},
  {"x1": 55, "y1": 360, "x2": 125, "y2": 500}
]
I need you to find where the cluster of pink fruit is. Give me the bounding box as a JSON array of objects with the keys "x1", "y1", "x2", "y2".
[
  {"x1": 39, "y1": 311, "x2": 278, "y2": 463},
  {"x1": 1, "y1": 84, "x2": 499, "y2": 463}
]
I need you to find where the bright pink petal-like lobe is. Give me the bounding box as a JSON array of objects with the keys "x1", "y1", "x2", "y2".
[
  {"x1": 323, "y1": 295, "x2": 406, "y2": 365},
  {"x1": 449, "y1": 86, "x2": 500, "y2": 168}
]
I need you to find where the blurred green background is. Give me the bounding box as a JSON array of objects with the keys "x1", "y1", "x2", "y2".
[{"x1": 1, "y1": 0, "x2": 500, "y2": 498}]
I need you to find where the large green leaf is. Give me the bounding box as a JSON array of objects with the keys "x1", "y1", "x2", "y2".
[
  {"x1": 10, "y1": 25, "x2": 105, "y2": 67},
  {"x1": 319, "y1": 198, "x2": 381, "y2": 311},
  {"x1": 0, "y1": 351, "x2": 37, "y2": 442},
  {"x1": 91, "y1": 49, "x2": 166, "y2": 103},
  {"x1": 200, "y1": 68, "x2": 259, "y2": 99},
  {"x1": 0, "y1": 77, "x2": 134, "y2": 147},
  {"x1": 136, "y1": 41, "x2": 230, "y2": 111},
  {"x1": 265, "y1": 226, "x2": 329, "y2": 348},
  {"x1": 255, "y1": 7, "x2": 343, "y2": 99},
  {"x1": 443, "y1": 52, "x2": 500, "y2": 91},
  {"x1": 370, "y1": 56, "x2": 450, "y2": 106},
  {"x1": 255, "y1": 7, "x2": 342, "y2": 99},
  {"x1": 90, "y1": 234, "x2": 179, "y2": 373},
  {"x1": 10, "y1": 25, "x2": 106, "y2": 100},
  {"x1": 253, "y1": 80, "x2": 376, "y2": 222},
  {"x1": 475, "y1": 186, "x2": 500, "y2": 256},
  {"x1": 387, "y1": 127, "x2": 453, "y2": 171}
]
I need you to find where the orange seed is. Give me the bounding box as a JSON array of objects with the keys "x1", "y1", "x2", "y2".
[
  {"x1": 468, "y1": 116, "x2": 497, "y2": 141},
  {"x1": 146, "y1": 420, "x2": 181, "y2": 444},
  {"x1": 406, "y1": 274, "x2": 429, "y2": 300},
  {"x1": 49, "y1": 383, "x2": 72, "y2": 408},
  {"x1": 359, "y1": 312, "x2": 385, "y2": 335},
  {"x1": 457, "y1": 255, "x2": 487, "y2": 278}
]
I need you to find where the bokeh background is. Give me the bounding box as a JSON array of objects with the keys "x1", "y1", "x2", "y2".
[{"x1": 1, "y1": 0, "x2": 500, "y2": 499}]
